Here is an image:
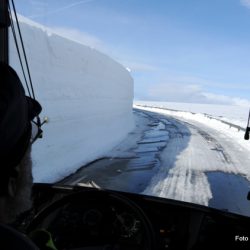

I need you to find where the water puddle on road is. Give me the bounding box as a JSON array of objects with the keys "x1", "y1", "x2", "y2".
[
  {"x1": 207, "y1": 172, "x2": 250, "y2": 217},
  {"x1": 61, "y1": 112, "x2": 170, "y2": 193}
]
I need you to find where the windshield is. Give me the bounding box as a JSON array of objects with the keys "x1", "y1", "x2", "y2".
[{"x1": 9, "y1": 0, "x2": 250, "y2": 218}]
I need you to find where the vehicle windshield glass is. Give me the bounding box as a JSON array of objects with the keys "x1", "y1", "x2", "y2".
[{"x1": 9, "y1": 0, "x2": 250, "y2": 218}]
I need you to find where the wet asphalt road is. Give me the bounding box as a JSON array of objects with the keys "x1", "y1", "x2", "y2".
[
  {"x1": 61, "y1": 109, "x2": 167, "y2": 193},
  {"x1": 61, "y1": 109, "x2": 250, "y2": 217}
]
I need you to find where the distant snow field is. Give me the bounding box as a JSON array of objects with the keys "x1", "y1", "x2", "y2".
[
  {"x1": 134, "y1": 101, "x2": 250, "y2": 153},
  {"x1": 135, "y1": 101, "x2": 249, "y2": 128}
]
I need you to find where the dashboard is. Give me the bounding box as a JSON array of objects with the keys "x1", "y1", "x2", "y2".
[{"x1": 24, "y1": 184, "x2": 250, "y2": 250}]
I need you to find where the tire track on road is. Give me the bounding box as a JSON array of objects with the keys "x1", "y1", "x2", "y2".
[{"x1": 142, "y1": 111, "x2": 250, "y2": 216}]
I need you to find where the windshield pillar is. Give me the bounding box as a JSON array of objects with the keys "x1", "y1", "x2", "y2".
[{"x1": 0, "y1": 0, "x2": 9, "y2": 64}]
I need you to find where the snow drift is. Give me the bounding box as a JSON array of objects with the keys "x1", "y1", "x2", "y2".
[{"x1": 9, "y1": 16, "x2": 134, "y2": 182}]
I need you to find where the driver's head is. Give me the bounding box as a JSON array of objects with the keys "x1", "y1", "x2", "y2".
[{"x1": 0, "y1": 62, "x2": 42, "y2": 223}]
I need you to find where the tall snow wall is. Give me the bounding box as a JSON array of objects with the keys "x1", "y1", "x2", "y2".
[{"x1": 9, "y1": 16, "x2": 134, "y2": 183}]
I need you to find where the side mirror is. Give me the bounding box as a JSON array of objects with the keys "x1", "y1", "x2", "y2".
[
  {"x1": 41, "y1": 116, "x2": 49, "y2": 126},
  {"x1": 244, "y1": 127, "x2": 250, "y2": 140}
]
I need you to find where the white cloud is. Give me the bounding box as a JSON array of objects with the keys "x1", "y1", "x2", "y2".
[
  {"x1": 147, "y1": 83, "x2": 207, "y2": 103},
  {"x1": 240, "y1": 0, "x2": 250, "y2": 9},
  {"x1": 30, "y1": 0, "x2": 47, "y2": 7},
  {"x1": 50, "y1": 27, "x2": 105, "y2": 50},
  {"x1": 123, "y1": 62, "x2": 158, "y2": 72},
  {"x1": 29, "y1": 0, "x2": 96, "y2": 18},
  {"x1": 146, "y1": 83, "x2": 250, "y2": 107},
  {"x1": 203, "y1": 93, "x2": 250, "y2": 107},
  {"x1": 17, "y1": 14, "x2": 106, "y2": 51}
]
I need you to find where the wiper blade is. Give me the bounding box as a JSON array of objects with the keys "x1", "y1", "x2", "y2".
[
  {"x1": 244, "y1": 109, "x2": 250, "y2": 140},
  {"x1": 77, "y1": 181, "x2": 101, "y2": 189}
]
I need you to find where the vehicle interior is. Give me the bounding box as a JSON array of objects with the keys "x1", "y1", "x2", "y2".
[
  {"x1": 1, "y1": 1, "x2": 250, "y2": 250},
  {"x1": 21, "y1": 183, "x2": 249, "y2": 250}
]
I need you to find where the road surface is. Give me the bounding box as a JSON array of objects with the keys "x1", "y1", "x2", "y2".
[{"x1": 61, "y1": 109, "x2": 250, "y2": 217}]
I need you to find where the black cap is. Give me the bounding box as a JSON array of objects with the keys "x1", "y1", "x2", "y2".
[{"x1": 0, "y1": 62, "x2": 42, "y2": 171}]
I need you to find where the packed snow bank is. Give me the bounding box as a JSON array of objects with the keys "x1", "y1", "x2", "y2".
[{"x1": 9, "y1": 15, "x2": 134, "y2": 183}]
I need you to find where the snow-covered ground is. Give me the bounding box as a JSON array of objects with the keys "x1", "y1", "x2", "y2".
[
  {"x1": 9, "y1": 15, "x2": 134, "y2": 182},
  {"x1": 134, "y1": 102, "x2": 250, "y2": 152},
  {"x1": 135, "y1": 101, "x2": 249, "y2": 128}
]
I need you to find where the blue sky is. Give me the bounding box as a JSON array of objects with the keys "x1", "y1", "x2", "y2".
[{"x1": 16, "y1": 0, "x2": 250, "y2": 105}]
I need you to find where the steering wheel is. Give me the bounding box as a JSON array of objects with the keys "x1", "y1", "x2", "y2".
[{"x1": 27, "y1": 189, "x2": 155, "y2": 250}]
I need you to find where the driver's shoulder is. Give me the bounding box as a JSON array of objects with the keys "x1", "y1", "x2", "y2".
[{"x1": 0, "y1": 223, "x2": 38, "y2": 250}]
